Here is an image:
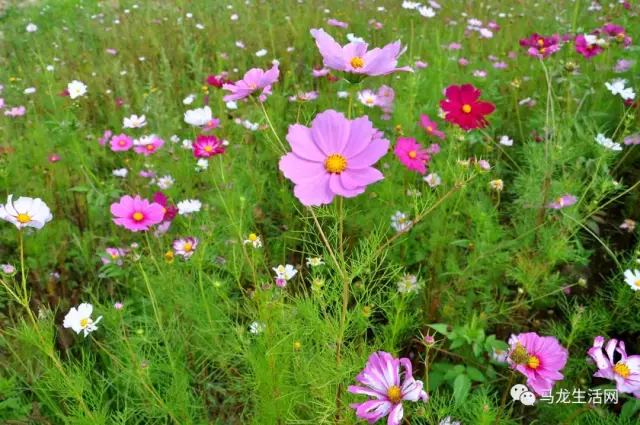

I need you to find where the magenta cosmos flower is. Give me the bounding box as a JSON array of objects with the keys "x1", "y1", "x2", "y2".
[
  {"x1": 222, "y1": 64, "x2": 279, "y2": 102},
  {"x1": 279, "y1": 110, "x2": 388, "y2": 206},
  {"x1": 110, "y1": 195, "x2": 164, "y2": 232},
  {"x1": 588, "y1": 336, "x2": 640, "y2": 399},
  {"x1": 134, "y1": 135, "x2": 164, "y2": 156},
  {"x1": 193, "y1": 135, "x2": 225, "y2": 158},
  {"x1": 394, "y1": 138, "x2": 431, "y2": 174},
  {"x1": 110, "y1": 134, "x2": 133, "y2": 152},
  {"x1": 419, "y1": 114, "x2": 445, "y2": 140},
  {"x1": 601, "y1": 24, "x2": 632, "y2": 47},
  {"x1": 507, "y1": 332, "x2": 568, "y2": 395},
  {"x1": 575, "y1": 35, "x2": 604, "y2": 60},
  {"x1": 546, "y1": 194, "x2": 577, "y2": 209},
  {"x1": 153, "y1": 192, "x2": 178, "y2": 222},
  {"x1": 440, "y1": 84, "x2": 495, "y2": 130},
  {"x1": 348, "y1": 351, "x2": 428, "y2": 425},
  {"x1": 310, "y1": 28, "x2": 413, "y2": 78},
  {"x1": 520, "y1": 33, "x2": 561, "y2": 58}
]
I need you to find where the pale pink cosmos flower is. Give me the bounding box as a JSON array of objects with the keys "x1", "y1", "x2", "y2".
[
  {"x1": 106, "y1": 49, "x2": 117, "y2": 55},
  {"x1": 310, "y1": 28, "x2": 413, "y2": 77},
  {"x1": 507, "y1": 332, "x2": 568, "y2": 396},
  {"x1": 376, "y1": 85, "x2": 395, "y2": 107},
  {"x1": 312, "y1": 68, "x2": 331, "y2": 77},
  {"x1": 546, "y1": 194, "x2": 577, "y2": 209},
  {"x1": 98, "y1": 130, "x2": 113, "y2": 146},
  {"x1": 279, "y1": 110, "x2": 388, "y2": 206},
  {"x1": 620, "y1": 219, "x2": 636, "y2": 232},
  {"x1": 348, "y1": 351, "x2": 428, "y2": 425},
  {"x1": 172, "y1": 237, "x2": 199, "y2": 259},
  {"x1": 448, "y1": 42, "x2": 462, "y2": 50},
  {"x1": 134, "y1": 135, "x2": 164, "y2": 156},
  {"x1": 328, "y1": 18, "x2": 348, "y2": 28},
  {"x1": 102, "y1": 248, "x2": 127, "y2": 266},
  {"x1": 4, "y1": 106, "x2": 26, "y2": 117},
  {"x1": 110, "y1": 195, "x2": 164, "y2": 232},
  {"x1": 588, "y1": 337, "x2": 640, "y2": 399},
  {"x1": 222, "y1": 64, "x2": 279, "y2": 101},
  {"x1": 415, "y1": 61, "x2": 428, "y2": 69}
]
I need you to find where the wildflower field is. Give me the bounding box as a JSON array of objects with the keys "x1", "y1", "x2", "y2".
[{"x1": 1, "y1": 0, "x2": 640, "y2": 424}]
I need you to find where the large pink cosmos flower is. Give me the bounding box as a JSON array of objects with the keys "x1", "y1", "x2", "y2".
[
  {"x1": 588, "y1": 336, "x2": 640, "y2": 399},
  {"x1": 110, "y1": 195, "x2": 164, "y2": 232},
  {"x1": 279, "y1": 110, "x2": 388, "y2": 206},
  {"x1": 394, "y1": 138, "x2": 431, "y2": 174},
  {"x1": 507, "y1": 332, "x2": 568, "y2": 396},
  {"x1": 348, "y1": 351, "x2": 428, "y2": 425},
  {"x1": 222, "y1": 64, "x2": 279, "y2": 102},
  {"x1": 192, "y1": 135, "x2": 225, "y2": 158},
  {"x1": 310, "y1": 28, "x2": 413, "y2": 77}
]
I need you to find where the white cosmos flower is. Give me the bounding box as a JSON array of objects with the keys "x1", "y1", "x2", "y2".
[
  {"x1": 183, "y1": 94, "x2": 196, "y2": 105},
  {"x1": 226, "y1": 101, "x2": 238, "y2": 110},
  {"x1": 196, "y1": 158, "x2": 209, "y2": 171},
  {"x1": 595, "y1": 133, "x2": 622, "y2": 151},
  {"x1": 26, "y1": 23, "x2": 38, "y2": 32},
  {"x1": 273, "y1": 264, "x2": 298, "y2": 280},
  {"x1": 46, "y1": 65, "x2": 54, "y2": 71},
  {"x1": 195, "y1": 23, "x2": 204, "y2": 30},
  {"x1": 605, "y1": 79, "x2": 636, "y2": 101},
  {"x1": 177, "y1": 199, "x2": 202, "y2": 215},
  {"x1": 418, "y1": 6, "x2": 435, "y2": 17},
  {"x1": 112, "y1": 168, "x2": 128, "y2": 178},
  {"x1": 479, "y1": 28, "x2": 493, "y2": 38},
  {"x1": 0, "y1": 195, "x2": 53, "y2": 230},
  {"x1": 123, "y1": 114, "x2": 147, "y2": 128},
  {"x1": 357, "y1": 90, "x2": 377, "y2": 107},
  {"x1": 402, "y1": 1, "x2": 421, "y2": 9},
  {"x1": 157, "y1": 175, "x2": 174, "y2": 189},
  {"x1": 391, "y1": 211, "x2": 412, "y2": 232},
  {"x1": 337, "y1": 91, "x2": 349, "y2": 99},
  {"x1": 306, "y1": 257, "x2": 325, "y2": 267},
  {"x1": 397, "y1": 275, "x2": 420, "y2": 294},
  {"x1": 424, "y1": 173, "x2": 441, "y2": 188},
  {"x1": 24, "y1": 87, "x2": 36, "y2": 94},
  {"x1": 249, "y1": 321, "x2": 265, "y2": 334},
  {"x1": 68, "y1": 80, "x2": 87, "y2": 99},
  {"x1": 623, "y1": 269, "x2": 640, "y2": 291},
  {"x1": 184, "y1": 106, "x2": 212, "y2": 127},
  {"x1": 235, "y1": 40, "x2": 246, "y2": 49},
  {"x1": 256, "y1": 49, "x2": 268, "y2": 57},
  {"x1": 499, "y1": 135, "x2": 513, "y2": 146},
  {"x1": 231, "y1": 13, "x2": 239, "y2": 20},
  {"x1": 63, "y1": 303, "x2": 102, "y2": 337},
  {"x1": 243, "y1": 233, "x2": 262, "y2": 248}
]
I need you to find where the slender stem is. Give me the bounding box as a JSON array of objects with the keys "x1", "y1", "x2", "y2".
[
  {"x1": 258, "y1": 100, "x2": 286, "y2": 154},
  {"x1": 494, "y1": 372, "x2": 515, "y2": 425}
]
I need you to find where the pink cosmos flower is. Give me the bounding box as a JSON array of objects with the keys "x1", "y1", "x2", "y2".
[
  {"x1": 278, "y1": 110, "x2": 389, "y2": 206},
  {"x1": 507, "y1": 332, "x2": 568, "y2": 396},
  {"x1": 440, "y1": 84, "x2": 495, "y2": 130},
  {"x1": 415, "y1": 61, "x2": 428, "y2": 69},
  {"x1": 48, "y1": 153, "x2": 61, "y2": 163},
  {"x1": 106, "y1": 49, "x2": 117, "y2": 55},
  {"x1": 458, "y1": 58, "x2": 469, "y2": 66},
  {"x1": 172, "y1": 237, "x2": 199, "y2": 259},
  {"x1": 153, "y1": 192, "x2": 178, "y2": 222},
  {"x1": 202, "y1": 118, "x2": 220, "y2": 132},
  {"x1": 101, "y1": 247, "x2": 127, "y2": 266},
  {"x1": 546, "y1": 194, "x2": 577, "y2": 209},
  {"x1": 4, "y1": 106, "x2": 26, "y2": 117},
  {"x1": 110, "y1": 134, "x2": 133, "y2": 152},
  {"x1": 575, "y1": 35, "x2": 604, "y2": 59},
  {"x1": 601, "y1": 23, "x2": 632, "y2": 47},
  {"x1": 290, "y1": 91, "x2": 319, "y2": 102},
  {"x1": 448, "y1": 42, "x2": 462, "y2": 50},
  {"x1": 520, "y1": 33, "x2": 561, "y2": 58},
  {"x1": 312, "y1": 68, "x2": 331, "y2": 77},
  {"x1": 310, "y1": 28, "x2": 413, "y2": 77},
  {"x1": 193, "y1": 135, "x2": 225, "y2": 158},
  {"x1": 98, "y1": 131, "x2": 113, "y2": 146},
  {"x1": 419, "y1": 114, "x2": 445, "y2": 140},
  {"x1": 588, "y1": 336, "x2": 640, "y2": 399},
  {"x1": 348, "y1": 351, "x2": 428, "y2": 425},
  {"x1": 110, "y1": 195, "x2": 164, "y2": 232},
  {"x1": 376, "y1": 86, "x2": 395, "y2": 108},
  {"x1": 222, "y1": 64, "x2": 279, "y2": 101},
  {"x1": 0, "y1": 98, "x2": 4, "y2": 109},
  {"x1": 134, "y1": 135, "x2": 164, "y2": 156},
  {"x1": 328, "y1": 18, "x2": 348, "y2": 28},
  {"x1": 395, "y1": 138, "x2": 431, "y2": 174}
]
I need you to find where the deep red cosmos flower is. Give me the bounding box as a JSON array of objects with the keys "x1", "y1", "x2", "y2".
[
  {"x1": 152, "y1": 192, "x2": 178, "y2": 222},
  {"x1": 440, "y1": 84, "x2": 495, "y2": 130},
  {"x1": 206, "y1": 75, "x2": 233, "y2": 88},
  {"x1": 519, "y1": 33, "x2": 561, "y2": 58}
]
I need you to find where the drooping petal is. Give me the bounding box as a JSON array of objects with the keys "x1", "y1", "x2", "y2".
[
  {"x1": 310, "y1": 29, "x2": 347, "y2": 71},
  {"x1": 329, "y1": 174, "x2": 366, "y2": 198}
]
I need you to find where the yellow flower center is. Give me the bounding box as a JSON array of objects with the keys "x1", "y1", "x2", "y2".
[
  {"x1": 408, "y1": 151, "x2": 417, "y2": 159},
  {"x1": 119, "y1": 141, "x2": 126, "y2": 146},
  {"x1": 205, "y1": 146, "x2": 213, "y2": 152},
  {"x1": 80, "y1": 318, "x2": 90, "y2": 327},
  {"x1": 146, "y1": 144, "x2": 154, "y2": 151},
  {"x1": 387, "y1": 386, "x2": 402, "y2": 403},
  {"x1": 527, "y1": 355, "x2": 541, "y2": 370},
  {"x1": 366, "y1": 98, "x2": 374, "y2": 104},
  {"x1": 462, "y1": 104, "x2": 472, "y2": 113},
  {"x1": 249, "y1": 233, "x2": 258, "y2": 241},
  {"x1": 350, "y1": 56, "x2": 364, "y2": 69},
  {"x1": 613, "y1": 362, "x2": 630, "y2": 379},
  {"x1": 16, "y1": 213, "x2": 31, "y2": 224},
  {"x1": 132, "y1": 120, "x2": 139, "y2": 126},
  {"x1": 616, "y1": 33, "x2": 625, "y2": 41},
  {"x1": 635, "y1": 280, "x2": 640, "y2": 287},
  {"x1": 133, "y1": 212, "x2": 144, "y2": 221},
  {"x1": 426, "y1": 126, "x2": 433, "y2": 132},
  {"x1": 324, "y1": 154, "x2": 348, "y2": 174},
  {"x1": 249, "y1": 83, "x2": 257, "y2": 89},
  {"x1": 556, "y1": 198, "x2": 563, "y2": 205},
  {"x1": 183, "y1": 243, "x2": 192, "y2": 252},
  {"x1": 537, "y1": 39, "x2": 545, "y2": 47},
  {"x1": 165, "y1": 251, "x2": 174, "y2": 261},
  {"x1": 539, "y1": 47, "x2": 546, "y2": 54},
  {"x1": 111, "y1": 253, "x2": 119, "y2": 260}
]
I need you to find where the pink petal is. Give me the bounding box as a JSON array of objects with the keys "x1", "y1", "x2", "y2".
[
  {"x1": 348, "y1": 138, "x2": 389, "y2": 169},
  {"x1": 311, "y1": 110, "x2": 351, "y2": 155},
  {"x1": 293, "y1": 175, "x2": 334, "y2": 206},
  {"x1": 340, "y1": 167, "x2": 384, "y2": 190},
  {"x1": 341, "y1": 116, "x2": 374, "y2": 159},
  {"x1": 279, "y1": 153, "x2": 327, "y2": 184},
  {"x1": 286, "y1": 124, "x2": 326, "y2": 161}
]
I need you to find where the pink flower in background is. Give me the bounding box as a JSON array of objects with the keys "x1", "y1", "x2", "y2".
[
  {"x1": 620, "y1": 219, "x2": 636, "y2": 232},
  {"x1": 614, "y1": 59, "x2": 635, "y2": 73},
  {"x1": 202, "y1": 118, "x2": 220, "y2": 132},
  {"x1": 98, "y1": 130, "x2": 113, "y2": 146},
  {"x1": 101, "y1": 247, "x2": 127, "y2": 266},
  {"x1": 0, "y1": 98, "x2": 4, "y2": 109},
  {"x1": 328, "y1": 18, "x2": 348, "y2": 28},
  {"x1": 48, "y1": 153, "x2": 61, "y2": 163},
  {"x1": 115, "y1": 98, "x2": 124, "y2": 108},
  {"x1": 110, "y1": 134, "x2": 133, "y2": 151},
  {"x1": 312, "y1": 68, "x2": 331, "y2": 77},
  {"x1": 458, "y1": 58, "x2": 469, "y2": 66},
  {"x1": 134, "y1": 135, "x2": 164, "y2": 156},
  {"x1": 172, "y1": 237, "x2": 199, "y2": 259},
  {"x1": 575, "y1": 34, "x2": 604, "y2": 59},
  {"x1": 310, "y1": 28, "x2": 413, "y2": 76},
  {"x1": 415, "y1": 61, "x2": 428, "y2": 69},
  {"x1": 376, "y1": 86, "x2": 395, "y2": 107},
  {"x1": 507, "y1": 332, "x2": 568, "y2": 396},
  {"x1": 546, "y1": 194, "x2": 577, "y2": 209},
  {"x1": 520, "y1": 33, "x2": 561, "y2": 58},
  {"x1": 588, "y1": 337, "x2": 640, "y2": 399},
  {"x1": 222, "y1": 64, "x2": 279, "y2": 101},
  {"x1": 419, "y1": 114, "x2": 445, "y2": 140},
  {"x1": 153, "y1": 192, "x2": 178, "y2": 222},
  {"x1": 448, "y1": 42, "x2": 462, "y2": 50},
  {"x1": 111, "y1": 195, "x2": 164, "y2": 232},
  {"x1": 4, "y1": 106, "x2": 26, "y2": 117},
  {"x1": 193, "y1": 135, "x2": 225, "y2": 158},
  {"x1": 348, "y1": 351, "x2": 428, "y2": 425},
  {"x1": 106, "y1": 49, "x2": 117, "y2": 55},
  {"x1": 601, "y1": 23, "x2": 632, "y2": 46},
  {"x1": 395, "y1": 137, "x2": 431, "y2": 174},
  {"x1": 279, "y1": 110, "x2": 388, "y2": 206}
]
